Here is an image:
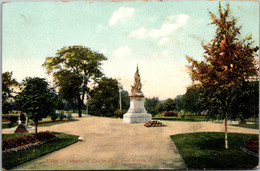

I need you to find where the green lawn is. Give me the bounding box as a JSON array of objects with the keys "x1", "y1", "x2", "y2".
[
  {"x1": 152, "y1": 115, "x2": 207, "y2": 122},
  {"x1": 2, "y1": 118, "x2": 78, "y2": 129},
  {"x1": 171, "y1": 132, "x2": 258, "y2": 169},
  {"x1": 35, "y1": 119, "x2": 78, "y2": 127},
  {"x1": 2, "y1": 132, "x2": 79, "y2": 170},
  {"x1": 2, "y1": 123, "x2": 18, "y2": 129},
  {"x1": 232, "y1": 124, "x2": 259, "y2": 129}
]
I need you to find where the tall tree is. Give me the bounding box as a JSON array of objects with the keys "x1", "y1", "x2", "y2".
[
  {"x1": 164, "y1": 98, "x2": 176, "y2": 112},
  {"x1": 43, "y1": 45, "x2": 107, "y2": 117},
  {"x1": 121, "y1": 90, "x2": 130, "y2": 111},
  {"x1": 15, "y1": 77, "x2": 57, "y2": 134},
  {"x1": 174, "y1": 95, "x2": 183, "y2": 111},
  {"x1": 2, "y1": 72, "x2": 19, "y2": 113},
  {"x1": 186, "y1": 3, "x2": 258, "y2": 149},
  {"x1": 229, "y1": 80, "x2": 259, "y2": 124},
  {"x1": 55, "y1": 71, "x2": 82, "y2": 112},
  {"x1": 145, "y1": 97, "x2": 160, "y2": 116},
  {"x1": 181, "y1": 85, "x2": 204, "y2": 114},
  {"x1": 89, "y1": 77, "x2": 119, "y2": 117}
]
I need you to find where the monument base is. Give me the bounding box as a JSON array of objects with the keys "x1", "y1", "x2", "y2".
[
  {"x1": 123, "y1": 95, "x2": 152, "y2": 123},
  {"x1": 123, "y1": 113, "x2": 152, "y2": 123}
]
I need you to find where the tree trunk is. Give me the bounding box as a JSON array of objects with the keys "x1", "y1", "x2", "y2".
[
  {"x1": 78, "y1": 94, "x2": 82, "y2": 117},
  {"x1": 72, "y1": 105, "x2": 75, "y2": 113},
  {"x1": 35, "y1": 120, "x2": 38, "y2": 135},
  {"x1": 224, "y1": 114, "x2": 228, "y2": 149}
]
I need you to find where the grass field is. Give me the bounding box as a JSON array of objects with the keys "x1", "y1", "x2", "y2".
[
  {"x1": 171, "y1": 132, "x2": 258, "y2": 169},
  {"x1": 232, "y1": 124, "x2": 259, "y2": 129},
  {"x1": 152, "y1": 115, "x2": 207, "y2": 122},
  {"x1": 2, "y1": 132, "x2": 79, "y2": 170}
]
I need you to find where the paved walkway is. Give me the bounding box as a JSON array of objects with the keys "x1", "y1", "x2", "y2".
[{"x1": 3, "y1": 115, "x2": 258, "y2": 170}]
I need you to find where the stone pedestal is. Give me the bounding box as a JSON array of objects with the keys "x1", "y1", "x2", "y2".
[{"x1": 123, "y1": 93, "x2": 152, "y2": 123}]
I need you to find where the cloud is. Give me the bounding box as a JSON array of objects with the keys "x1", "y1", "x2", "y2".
[
  {"x1": 128, "y1": 27, "x2": 148, "y2": 39},
  {"x1": 112, "y1": 46, "x2": 132, "y2": 59},
  {"x1": 129, "y1": 14, "x2": 189, "y2": 39},
  {"x1": 152, "y1": 49, "x2": 169, "y2": 58},
  {"x1": 97, "y1": 24, "x2": 103, "y2": 29},
  {"x1": 158, "y1": 37, "x2": 171, "y2": 46},
  {"x1": 109, "y1": 7, "x2": 135, "y2": 26}
]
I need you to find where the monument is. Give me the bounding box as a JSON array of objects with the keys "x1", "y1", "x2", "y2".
[{"x1": 123, "y1": 65, "x2": 152, "y2": 123}]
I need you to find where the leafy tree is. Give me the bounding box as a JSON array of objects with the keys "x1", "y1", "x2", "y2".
[
  {"x1": 43, "y1": 45, "x2": 107, "y2": 117},
  {"x1": 15, "y1": 77, "x2": 58, "y2": 134},
  {"x1": 89, "y1": 77, "x2": 119, "y2": 117},
  {"x1": 229, "y1": 80, "x2": 259, "y2": 124},
  {"x1": 164, "y1": 98, "x2": 176, "y2": 112},
  {"x1": 145, "y1": 97, "x2": 160, "y2": 116},
  {"x1": 181, "y1": 85, "x2": 204, "y2": 114},
  {"x1": 156, "y1": 103, "x2": 165, "y2": 113},
  {"x1": 121, "y1": 90, "x2": 130, "y2": 111},
  {"x1": 2, "y1": 72, "x2": 19, "y2": 113},
  {"x1": 55, "y1": 71, "x2": 82, "y2": 112},
  {"x1": 186, "y1": 3, "x2": 258, "y2": 149},
  {"x1": 174, "y1": 95, "x2": 183, "y2": 111}
]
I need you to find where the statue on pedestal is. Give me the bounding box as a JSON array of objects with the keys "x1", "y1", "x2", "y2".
[{"x1": 123, "y1": 65, "x2": 152, "y2": 123}]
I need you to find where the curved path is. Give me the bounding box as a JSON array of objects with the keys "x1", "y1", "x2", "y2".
[{"x1": 4, "y1": 115, "x2": 258, "y2": 170}]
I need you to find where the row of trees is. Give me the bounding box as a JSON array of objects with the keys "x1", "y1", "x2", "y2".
[{"x1": 2, "y1": 71, "x2": 131, "y2": 134}]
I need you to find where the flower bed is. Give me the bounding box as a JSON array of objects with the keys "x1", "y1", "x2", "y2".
[
  {"x1": 241, "y1": 138, "x2": 259, "y2": 157},
  {"x1": 2, "y1": 119, "x2": 10, "y2": 123},
  {"x1": 30, "y1": 119, "x2": 73, "y2": 126},
  {"x1": 163, "y1": 111, "x2": 178, "y2": 117},
  {"x1": 2, "y1": 131, "x2": 58, "y2": 155}
]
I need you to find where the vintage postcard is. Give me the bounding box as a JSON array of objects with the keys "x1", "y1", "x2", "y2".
[{"x1": 2, "y1": 0, "x2": 259, "y2": 170}]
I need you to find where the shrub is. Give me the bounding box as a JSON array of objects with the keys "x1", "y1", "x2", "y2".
[
  {"x1": 114, "y1": 109, "x2": 127, "y2": 118},
  {"x1": 179, "y1": 110, "x2": 185, "y2": 118},
  {"x1": 59, "y1": 114, "x2": 65, "y2": 120},
  {"x1": 51, "y1": 114, "x2": 58, "y2": 121},
  {"x1": 163, "y1": 111, "x2": 178, "y2": 117},
  {"x1": 9, "y1": 116, "x2": 18, "y2": 123},
  {"x1": 67, "y1": 113, "x2": 72, "y2": 120}
]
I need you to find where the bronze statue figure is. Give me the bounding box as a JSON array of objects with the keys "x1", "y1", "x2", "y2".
[{"x1": 131, "y1": 65, "x2": 142, "y2": 95}]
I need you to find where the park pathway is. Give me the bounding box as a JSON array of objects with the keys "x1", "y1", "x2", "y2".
[{"x1": 4, "y1": 115, "x2": 258, "y2": 170}]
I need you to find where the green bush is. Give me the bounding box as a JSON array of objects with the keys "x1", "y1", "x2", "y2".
[
  {"x1": 9, "y1": 116, "x2": 18, "y2": 123},
  {"x1": 179, "y1": 110, "x2": 185, "y2": 118},
  {"x1": 59, "y1": 114, "x2": 65, "y2": 120},
  {"x1": 51, "y1": 114, "x2": 58, "y2": 121},
  {"x1": 67, "y1": 113, "x2": 72, "y2": 120},
  {"x1": 114, "y1": 109, "x2": 127, "y2": 118}
]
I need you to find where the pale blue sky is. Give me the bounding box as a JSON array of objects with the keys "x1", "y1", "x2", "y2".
[{"x1": 2, "y1": 1, "x2": 259, "y2": 100}]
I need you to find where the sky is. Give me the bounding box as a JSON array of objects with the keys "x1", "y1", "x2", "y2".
[{"x1": 2, "y1": 0, "x2": 259, "y2": 100}]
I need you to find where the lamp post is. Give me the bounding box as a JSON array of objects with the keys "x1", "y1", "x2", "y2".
[
  {"x1": 86, "y1": 93, "x2": 90, "y2": 115},
  {"x1": 118, "y1": 78, "x2": 122, "y2": 111}
]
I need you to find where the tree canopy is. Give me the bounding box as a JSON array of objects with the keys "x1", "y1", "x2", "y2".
[
  {"x1": 181, "y1": 85, "x2": 204, "y2": 115},
  {"x1": 145, "y1": 97, "x2": 160, "y2": 116},
  {"x1": 2, "y1": 72, "x2": 19, "y2": 113},
  {"x1": 15, "y1": 77, "x2": 58, "y2": 134},
  {"x1": 89, "y1": 77, "x2": 119, "y2": 117},
  {"x1": 43, "y1": 45, "x2": 107, "y2": 117},
  {"x1": 186, "y1": 3, "x2": 258, "y2": 120}
]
